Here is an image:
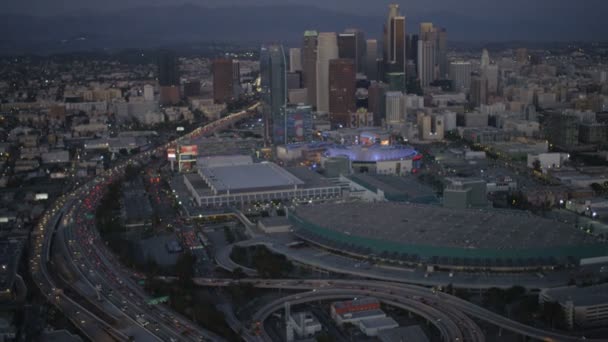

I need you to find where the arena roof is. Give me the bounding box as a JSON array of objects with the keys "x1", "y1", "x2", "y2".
[
  {"x1": 199, "y1": 162, "x2": 304, "y2": 194},
  {"x1": 290, "y1": 202, "x2": 608, "y2": 263},
  {"x1": 324, "y1": 145, "x2": 418, "y2": 163}
]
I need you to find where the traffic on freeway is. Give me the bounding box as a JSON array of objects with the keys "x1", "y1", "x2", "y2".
[{"x1": 29, "y1": 102, "x2": 261, "y2": 341}]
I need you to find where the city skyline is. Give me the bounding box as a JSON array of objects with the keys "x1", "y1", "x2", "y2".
[
  {"x1": 1, "y1": 1, "x2": 608, "y2": 341},
  {"x1": 0, "y1": 1, "x2": 606, "y2": 56}
]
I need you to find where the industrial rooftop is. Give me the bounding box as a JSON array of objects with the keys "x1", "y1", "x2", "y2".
[
  {"x1": 293, "y1": 202, "x2": 602, "y2": 250},
  {"x1": 199, "y1": 162, "x2": 304, "y2": 194}
]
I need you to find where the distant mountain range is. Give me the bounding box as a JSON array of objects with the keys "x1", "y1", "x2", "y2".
[{"x1": 0, "y1": 4, "x2": 604, "y2": 55}]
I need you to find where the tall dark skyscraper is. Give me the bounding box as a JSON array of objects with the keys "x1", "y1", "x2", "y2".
[
  {"x1": 301, "y1": 30, "x2": 318, "y2": 108},
  {"x1": 157, "y1": 50, "x2": 180, "y2": 105},
  {"x1": 365, "y1": 39, "x2": 379, "y2": 81},
  {"x1": 260, "y1": 44, "x2": 287, "y2": 145},
  {"x1": 344, "y1": 28, "x2": 366, "y2": 74},
  {"x1": 157, "y1": 50, "x2": 179, "y2": 87},
  {"x1": 338, "y1": 33, "x2": 357, "y2": 65},
  {"x1": 212, "y1": 58, "x2": 234, "y2": 104},
  {"x1": 470, "y1": 72, "x2": 488, "y2": 108},
  {"x1": 329, "y1": 58, "x2": 356, "y2": 128},
  {"x1": 407, "y1": 34, "x2": 419, "y2": 78},
  {"x1": 368, "y1": 81, "x2": 387, "y2": 126}
]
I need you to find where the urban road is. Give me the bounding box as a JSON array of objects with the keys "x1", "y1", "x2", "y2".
[{"x1": 29, "y1": 102, "x2": 261, "y2": 341}]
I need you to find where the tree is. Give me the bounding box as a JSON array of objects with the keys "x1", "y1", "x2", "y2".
[
  {"x1": 590, "y1": 182, "x2": 605, "y2": 195},
  {"x1": 316, "y1": 332, "x2": 336, "y2": 342},
  {"x1": 540, "y1": 301, "x2": 566, "y2": 329},
  {"x1": 175, "y1": 252, "x2": 196, "y2": 287},
  {"x1": 231, "y1": 267, "x2": 247, "y2": 279}
]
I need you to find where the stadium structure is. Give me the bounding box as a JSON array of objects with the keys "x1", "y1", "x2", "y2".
[{"x1": 289, "y1": 202, "x2": 608, "y2": 271}]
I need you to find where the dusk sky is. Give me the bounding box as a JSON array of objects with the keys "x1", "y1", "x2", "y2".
[{"x1": 3, "y1": 0, "x2": 606, "y2": 16}]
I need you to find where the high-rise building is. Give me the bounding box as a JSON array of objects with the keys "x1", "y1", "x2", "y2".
[
  {"x1": 339, "y1": 30, "x2": 366, "y2": 74},
  {"x1": 302, "y1": 31, "x2": 318, "y2": 107},
  {"x1": 516, "y1": 48, "x2": 529, "y2": 65},
  {"x1": 417, "y1": 23, "x2": 447, "y2": 84},
  {"x1": 417, "y1": 39, "x2": 436, "y2": 88},
  {"x1": 183, "y1": 80, "x2": 201, "y2": 98},
  {"x1": 285, "y1": 104, "x2": 313, "y2": 143},
  {"x1": 383, "y1": 4, "x2": 400, "y2": 64},
  {"x1": 544, "y1": 112, "x2": 579, "y2": 149},
  {"x1": 368, "y1": 81, "x2": 387, "y2": 126},
  {"x1": 260, "y1": 44, "x2": 287, "y2": 145},
  {"x1": 365, "y1": 39, "x2": 379, "y2": 80},
  {"x1": 212, "y1": 58, "x2": 234, "y2": 104},
  {"x1": 289, "y1": 48, "x2": 302, "y2": 72},
  {"x1": 470, "y1": 73, "x2": 488, "y2": 108},
  {"x1": 449, "y1": 61, "x2": 472, "y2": 91},
  {"x1": 437, "y1": 28, "x2": 448, "y2": 78},
  {"x1": 383, "y1": 5, "x2": 406, "y2": 81},
  {"x1": 385, "y1": 91, "x2": 405, "y2": 125},
  {"x1": 338, "y1": 33, "x2": 357, "y2": 65},
  {"x1": 344, "y1": 28, "x2": 366, "y2": 74},
  {"x1": 483, "y1": 64, "x2": 499, "y2": 95},
  {"x1": 387, "y1": 72, "x2": 406, "y2": 92},
  {"x1": 158, "y1": 50, "x2": 180, "y2": 105},
  {"x1": 316, "y1": 32, "x2": 339, "y2": 113},
  {"x1": 157, "y1": 50, "x2": 179, "y2": 87},
  {"x1": 481, "y1": 49, "x2": 490, "y2": 69},
  {"x1": 143, "y1": 84, "x2": 154, "y2": 101},
  {"x1": 232, "y1": 60, "x2": 241, "y2": 98},
  {"x1": 329, "y1": 58, "x2": 356, "y2": 128},
  {"x1": 287, "y1": 72, "x2": 301, "y2": 90}
]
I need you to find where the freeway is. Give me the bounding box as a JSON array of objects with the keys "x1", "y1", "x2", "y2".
[
  {"x1": 29, "y1": 102, "x2": 261, "y2": 341},
  {"x1": 196, "y1": 278, "x2": 595, "y2": 342}
]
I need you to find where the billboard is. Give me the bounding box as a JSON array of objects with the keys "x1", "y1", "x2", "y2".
[{"x1": 179, "y1": 145, "x2": 198, "y2": 155}]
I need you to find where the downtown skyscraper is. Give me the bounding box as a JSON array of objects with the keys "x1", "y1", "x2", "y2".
[
  {"x1": 260, "y1": 44, "x2": 287, "y2": 145},
  {"x1": 417, "y1": 22, "x2": 448, "y2": 87},
  {"x1": 329, "y1": 58, "x2": 356, "y2": 128},
  {"x1": 212, "y1": 58, "x2": 234, "y2": 104},
  {"x1": 316, "y1": 32, "x2": 339, "y2": 113},
  {"x1": 383, "y1": 4, "x2": 406, "y2": 81},
  {"x1": 302, "y1": 30, "x2": 318, "y2": 108}
]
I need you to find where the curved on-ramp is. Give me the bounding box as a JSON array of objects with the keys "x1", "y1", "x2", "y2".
[{"x1": 250, "y1": 288, "x2": 476, "y2": 342}]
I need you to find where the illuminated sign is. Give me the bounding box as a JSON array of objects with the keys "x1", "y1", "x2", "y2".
[
  {"x1": 167, "y1": 148, "x2": 177, "y2": 161},
  {"x1": 176, "y1": 126, "x2": 185, "y2": 132},
  {"x1": 35, "y1": 193, "x2": 49, "y2": 200}
]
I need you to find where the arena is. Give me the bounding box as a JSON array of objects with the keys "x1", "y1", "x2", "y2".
[
  {"x1": 323, "y1": 145, "x2": 419, "y2": 163},
  {"x1": 289, "y1": 202, "x2": 608, "y2": 271}
]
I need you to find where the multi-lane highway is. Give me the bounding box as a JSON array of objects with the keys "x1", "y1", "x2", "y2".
[
  {"x1": 30, "y1": 102, "x2": 261, "y2": 341},
  {"x1": 196, "y1": 278, "x2": 596, "y2": 342}
]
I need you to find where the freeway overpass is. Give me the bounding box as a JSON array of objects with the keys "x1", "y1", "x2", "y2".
[
  {"x1": 195, "y1": 278, "x2": 595, "y2": 342},
  {"x1": 250, "y1": 288, "x2": 477, "y2": 342}
]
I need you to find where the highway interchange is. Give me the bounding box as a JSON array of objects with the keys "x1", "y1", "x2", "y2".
[{"x1": 196, "y1": 278, "x2": 599, "y2": 342}]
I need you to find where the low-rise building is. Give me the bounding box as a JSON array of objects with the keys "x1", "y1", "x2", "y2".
[
  {"x1": 288, "y1": 312, "x2": 322, "y2": 338},
  {"x1": 540, "y1": 284, "x2": 608, "y2": 329},
  {"x1": 358, "y1": 317, "x2": 399, "y2": 337}
]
